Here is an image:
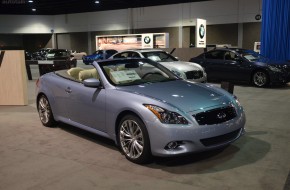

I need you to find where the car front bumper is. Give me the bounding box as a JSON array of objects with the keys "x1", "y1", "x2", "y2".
[
  {"x1": 145, "y1": 111, "x2": 246, "y2": 157},
  {"x1": 269, "y1": 71, "x2": 290, "y2": 84}
]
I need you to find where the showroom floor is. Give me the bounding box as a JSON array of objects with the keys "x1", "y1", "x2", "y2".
[{"x1": 0, "y1": 61, "x2": 290, "y2": 190}]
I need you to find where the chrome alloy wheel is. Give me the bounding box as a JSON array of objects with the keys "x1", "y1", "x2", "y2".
[
  {"x1": 119, "y1": 120, "x2": 144, "y2": 159},
  {"x1": 38, "y1": 96, "x2": 51, "y2": 124},
  {"x1": 253, "y1": 71, "x2": 268, "y2": 87}
]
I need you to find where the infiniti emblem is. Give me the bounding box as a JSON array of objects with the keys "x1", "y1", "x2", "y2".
[{"x1": 217, "y1": 112, "x2": 227, "y2": 119}]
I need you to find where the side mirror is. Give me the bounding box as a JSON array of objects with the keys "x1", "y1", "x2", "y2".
[{"x1": 83, "y1": 78, "x2": 101, "y2": 88}]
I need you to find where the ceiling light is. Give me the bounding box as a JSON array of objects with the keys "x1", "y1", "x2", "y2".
[
  {"x1": 95, "y1": 1, "x2": 100, "y2": 3},
  {"x1": 32, "y1": 8, "x2": 36, "y2": 11},
  {"x1": 28, "y1": 0, "x2": 33, "y2": 3}
]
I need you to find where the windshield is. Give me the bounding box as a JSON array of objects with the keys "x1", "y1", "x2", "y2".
[
  {"x1": 237, "y1": 50, "x2": 267, "y2": 62},
  {"x1": 141, "y1": 51, "x2": 178, "y2": 62},
  {"x1": 98, "y1": 59, "x2": 178, "y2": 86}
]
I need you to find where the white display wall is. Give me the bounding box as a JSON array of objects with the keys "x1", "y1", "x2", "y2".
[{"x1": 0, "y1": 0, "x2": 262, "y2": 34}]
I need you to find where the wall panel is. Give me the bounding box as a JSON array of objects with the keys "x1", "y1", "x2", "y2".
[{"x1": 243, "y1": 22, "x2": 261, "y2": 50}]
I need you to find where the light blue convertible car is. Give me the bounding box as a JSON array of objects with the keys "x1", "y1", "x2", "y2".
[{"x1": 36, "y1": 58, "x2": 246, "y2": 164}]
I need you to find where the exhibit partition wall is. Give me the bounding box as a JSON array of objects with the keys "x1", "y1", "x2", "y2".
[{"x1": 0, "y1": 50, "x2": 28, "y2": 106}]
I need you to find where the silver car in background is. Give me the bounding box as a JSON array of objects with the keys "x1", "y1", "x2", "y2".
[
  {"x1": 36, "y1": 58, "x2": 245, "y2": 164},
  {"x1": 110, "y1": 49, "x2": 207, "y2": 83}
]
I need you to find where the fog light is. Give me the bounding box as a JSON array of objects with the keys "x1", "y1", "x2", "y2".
[{"x1": 165, "y1": 141, "x2": 183, "y2": 150}]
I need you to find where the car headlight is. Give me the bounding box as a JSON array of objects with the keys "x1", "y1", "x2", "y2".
[
  {"x1": 233, "y1": 95, "x2": 241, "y2": 107},
  {"x1": 171, "y1": 69, "x2": 186, "y2": 79},
  {"x1": 144, "y1": 104, "x2": 188, "y2": 124},
  {"x1": 268, "y1": 65, "x2": 282, "y2": 72}
]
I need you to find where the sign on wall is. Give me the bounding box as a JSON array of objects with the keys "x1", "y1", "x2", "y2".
[
  {"x1": 96, "y1": 33, "x2": 169, "y2": 51},
  {"x1": 142, "y1": 34, "x2": 154, "y2": 49},
  {"x1": 195, "y1": 18, "x2": 207, "y2": 48}
]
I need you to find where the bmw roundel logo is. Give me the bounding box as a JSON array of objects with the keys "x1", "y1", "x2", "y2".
[
  {"x1": 144, "y1": 36, "x2": 151, "y2": 44},
  {"x1": 199, "y1": 24, "x2": 205, "y2": 39}
]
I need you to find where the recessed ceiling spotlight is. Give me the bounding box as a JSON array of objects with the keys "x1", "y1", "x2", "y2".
[
  {"x1": 28, "y1": 0, "x2": 33, "y2": 3},
  {"x1": 32, "y1": 8, "x2": 36, "y2": 11},
  {"x1": 95, "y1": 1, "x2": 100, "y2": 3}
]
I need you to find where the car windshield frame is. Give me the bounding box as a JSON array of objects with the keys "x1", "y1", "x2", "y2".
[
  {"x1": 141, "y1": 51, "x2": 178, "y2": 62},
  {"x1": 97, "y1": 58, "x2": 179, "y2": 86}
]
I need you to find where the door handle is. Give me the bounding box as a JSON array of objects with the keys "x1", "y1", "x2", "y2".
[{"x1": 65, "y1": 87, "x2": 72, "y2": 93}]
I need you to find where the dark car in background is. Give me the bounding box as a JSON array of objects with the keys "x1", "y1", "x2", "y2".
[
  {"x1": 46, "y1": 49, "x2": 74, "y2": 60},
  {"x1": 31, "y1": 48, "x2": 52, "y2": 60},
  {"x1": 189, "y1": 48, "x2": 290, "y2": 87},
  {"x1": 82, "y1": 49, "x2": 117, "y2": 65}
]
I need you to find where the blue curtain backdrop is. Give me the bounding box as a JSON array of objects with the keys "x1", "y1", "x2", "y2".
[{"x1": 260, "y1": 0, "x2": 290, "y2": 61}]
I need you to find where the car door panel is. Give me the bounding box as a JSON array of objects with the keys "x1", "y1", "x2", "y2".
[
  {"x1": 47, "y1": 76, "x2": 71, "y2": 119},
  {"x1": 204, "y1": 58, "x2": 228, "y2": 79},
  {"x1": 65, "y1": 81, "x2": 107, "y2": 132}
]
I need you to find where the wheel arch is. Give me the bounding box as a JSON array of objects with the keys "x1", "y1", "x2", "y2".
[
  {"x1": 36, "y1": 92, "x2": 58, "y2": 120},
  {"x1": 250, "y1": 68, "x2": 270, "y2": 81},
  {"x1": 114, "y1": 110, "x2": 145, "y2": 146}
]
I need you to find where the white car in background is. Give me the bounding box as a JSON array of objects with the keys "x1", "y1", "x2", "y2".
[
  {"x1": 70, "y1": 50, "x2": 87, "y2": 60},
  {"x1": 109, "y1": 49, "x2": 207, "y2": 83}
]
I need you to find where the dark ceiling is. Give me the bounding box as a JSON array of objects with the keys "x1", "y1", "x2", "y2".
[{"x1": 0, "y1": 0, "x2": 211, "y2": 15}]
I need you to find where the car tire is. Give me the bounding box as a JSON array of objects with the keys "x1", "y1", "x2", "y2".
[
  {"x1": 118, "y1": 114, "x2": 151, "y2": 164},
  {"x1": 252, "y1": 70, "x2": 269, "y2": 87},
  {"x1": 37, "y1": 95, "x2": 57, "y2": 127}
]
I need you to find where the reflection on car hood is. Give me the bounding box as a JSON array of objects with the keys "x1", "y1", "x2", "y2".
[
  {"x1": 118, "y1": 80, "x2": 230, "y2": 113},
  {"x1": 254, "y1": 59, "x2": 290, "y2": 66},
  {"x1": 254, "y1": 60, "x2": 290, "y2": 71},
  {"x1": 266, "y1": 60, "x2": 290, "y2": 67},
  {"x1": 159, "y1": 61, "x2": 202, "y2": 72}
]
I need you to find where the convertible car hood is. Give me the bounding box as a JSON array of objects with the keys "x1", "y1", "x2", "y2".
[
  {"x1": 117, "y1": 80, "x2": 230, "y2": 113},
  {"x1": 159, "y1": 61, "x2": 202, "y2": 72}
]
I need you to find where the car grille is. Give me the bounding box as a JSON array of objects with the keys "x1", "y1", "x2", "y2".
[
  {"x1": 200, "y1": 128, "x2": 241, "y2": 147},
  {"x1": 283, "y1": 65, "x2": 290, "y2": 72},
  {"x1": 193, "y1": 106, "x2": 237, "y2": 125},
  {"x1": 185, "y1": 70, "x2": 203, "y2": 79}
]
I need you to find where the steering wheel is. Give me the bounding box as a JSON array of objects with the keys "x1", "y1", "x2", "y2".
[{"x1": 142, "y1": 72, "x2": 162, "y2": 79}]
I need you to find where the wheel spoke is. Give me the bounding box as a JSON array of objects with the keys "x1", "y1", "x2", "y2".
[
  {"x1": 120, "y1": 129, "x2": 132, "y2": 138},
  {"x1": 129, "y1": 141, "x2": 135, "y2": 157},
  {"x1": 134, "y1": 141, "x2": 143, "y2": 153},
  {"x1": 39, "y1": 100, "x2": 45, "y2": 109}
]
